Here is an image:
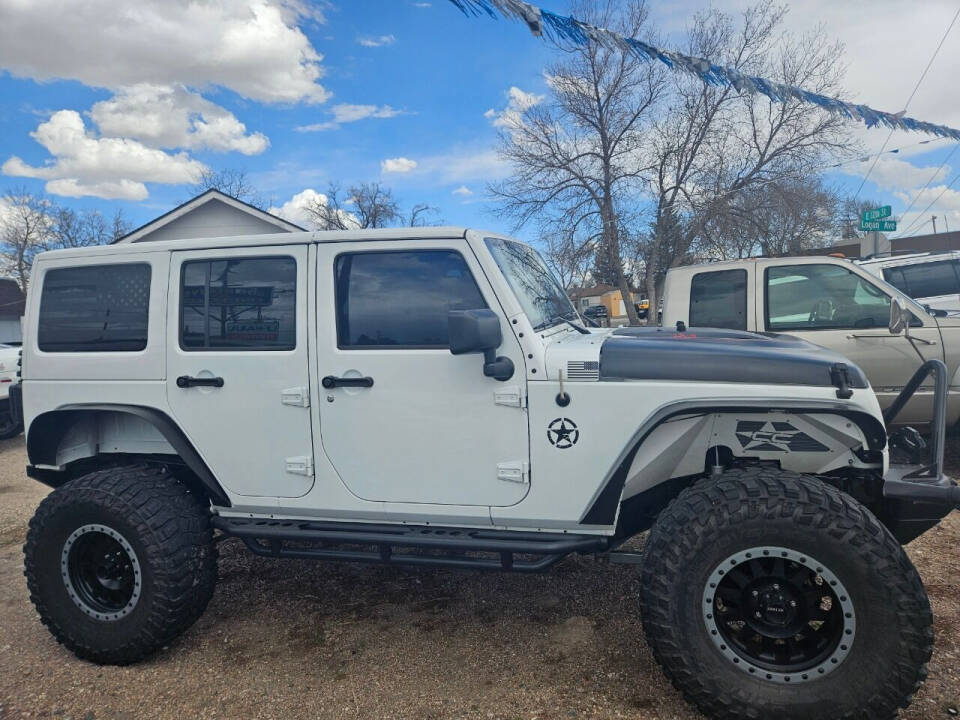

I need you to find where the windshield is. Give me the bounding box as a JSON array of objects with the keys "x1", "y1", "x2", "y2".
[{"x1": 484, "y1": 237, "x2": 577, "y2": 331}]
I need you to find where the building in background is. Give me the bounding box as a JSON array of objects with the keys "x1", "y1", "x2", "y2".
[{"x1": 113, "y1": 189, "x2": 303, "y2": 244}]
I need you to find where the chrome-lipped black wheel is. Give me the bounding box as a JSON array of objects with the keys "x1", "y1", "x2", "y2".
[
  {"x1": 62, "y1": 523, "x2": 141, "y2": 621},
  {"x1": 703, "y1": 545, "x2": 855, "y2": 684}
]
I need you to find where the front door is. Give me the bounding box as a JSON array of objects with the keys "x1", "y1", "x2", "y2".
[
  {"x1": 314, "y1": 239, "x2": 529, "y2": 507},
  {"x1": 166, "y1": 246, "x2": 315, "y2": 498},
  {"x1": 760, "y1": 261, "x2": 941, "y2": 423}
]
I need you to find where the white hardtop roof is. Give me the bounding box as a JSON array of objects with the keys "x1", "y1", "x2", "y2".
[{"x1": 37, "y1": 226, "x2": 492, "y2": 261}]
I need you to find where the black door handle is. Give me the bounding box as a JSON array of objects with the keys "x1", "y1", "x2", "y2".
[
  {"x1": 177, "y1": 375, "x2": 224, "y2": 388},
  {"x1": 321, "y1": 375, "x2": 374, "y2": 389}
]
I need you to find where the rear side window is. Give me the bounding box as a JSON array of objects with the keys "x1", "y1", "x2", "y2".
[
  {"x1": 689, "y1": 269, "x2": 747, "y2": 330},
  {"x1": 180, "y1": 256, "x2": 296, "y2": 350},
  {"x1": 38, "y1": 263, "x2": 151, "y2": 352},
  {"x1": 884, "y1": 261, "x2": 960, "y2": 299},
  {"x1": 335, "y1": 250, "x2": 487, "y2": 348}
]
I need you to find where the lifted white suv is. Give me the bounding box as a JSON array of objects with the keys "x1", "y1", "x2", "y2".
[{"x1": 16, "y1": 228, "x2": 960, "y2": 720}]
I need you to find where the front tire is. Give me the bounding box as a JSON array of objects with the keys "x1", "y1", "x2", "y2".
[
  {"x1": 639, "y1": 467, "x2": 932, "y2": 720},
  {"x1": 23, "y1": 464, "x2": 217, "y2": 664}
]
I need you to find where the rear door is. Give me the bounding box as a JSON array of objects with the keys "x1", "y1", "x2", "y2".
[
  {"x1": 166, "y1": 245, "x2": 314, "y2": 498},
  {"x1": 758, "y1": 260, "x2": 941, "y2": 422},
  {"x1": 314, "y1": 239, "x2": 529, "y2": 507}
]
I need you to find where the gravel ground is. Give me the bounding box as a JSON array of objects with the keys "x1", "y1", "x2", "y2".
[{"x1": 0, "y1": 435, "x2": 958, "y2": 720}]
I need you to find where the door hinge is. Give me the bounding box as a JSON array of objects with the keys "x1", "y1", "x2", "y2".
[
  {"x1": 281, "y1": 386, "x2": 310, "y2": 407},
  {"x1": 285, "y1": 455, "x2": 314, "y2": 476},
  {"x1": 494, "y1": 385, "x2": 525, "y2": 408},
  {"x1": 497, "y1": 461, "x2": 529, "y2": 484}
]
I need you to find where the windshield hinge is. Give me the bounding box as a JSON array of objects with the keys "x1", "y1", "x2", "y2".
[{"x1": 281, "y1": 386, "x2": 310, "y2": 407}]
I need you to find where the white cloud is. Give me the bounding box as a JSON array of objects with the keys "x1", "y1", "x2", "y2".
[
  {"x1": 269, "y1": 188, "x2": 360, "y2": 229},
  {"x1": 413, "y1": 2, "x2": 432, "y2": 6},
  {"x1": 0, "y1": 0, "x2": 330, "y2": 104},
  {"x1": 89, "y1": 84, "x2": 269, "y2": 154},
  {"x1": 895, "y1": 184, "x2": 960, "y2": 237},
  {"x1": 2, "y1": 110, "x2": 206, "y2": 201},
  {"x1": 843, "y1": 156, "x2": 950, "y2": 193},
  {"x1": 418, "y1": 149, "x2": 509, "y2": 184},
  {"x1": 297, "y1": 103, "x2": 403, "y2": 132},
  {"x1": 452, "y1": 185, "x2": 474, "y2": 196},
  {"x1": 357, "y1": 34, "x2": 396, "y2": 48},
  {"x1": 381, "y1": 157, "x2": 418, "y2": 174},
  {"x1": 485, "y1": 86, "x2": 545, "y2": 129}
]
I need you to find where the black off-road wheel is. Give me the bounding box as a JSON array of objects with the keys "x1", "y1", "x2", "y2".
[
  {"x1": 639, "y1": 467, "x2": 933, "y2": 720},
  {"x1": 23, "y1": 464, "x2": 217, "y2": 665},
  {"x1": 0, "y1": 407, "x2": 22, "y2": 439}
]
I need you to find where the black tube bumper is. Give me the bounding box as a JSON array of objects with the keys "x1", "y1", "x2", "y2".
[{"x1": 882, "y1": 359, "x2": 960, "y2": 508}]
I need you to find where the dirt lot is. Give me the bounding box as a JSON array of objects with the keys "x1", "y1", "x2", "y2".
[{"x1": 0, "y1": 436, "x2": 958, "y2": 720}]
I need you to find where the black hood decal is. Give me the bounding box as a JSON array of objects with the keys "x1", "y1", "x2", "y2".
[{"x1": 599, "y1": 326, "x2": 868, "y2": 389}]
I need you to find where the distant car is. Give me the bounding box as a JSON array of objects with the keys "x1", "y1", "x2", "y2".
[
  {"x1": 582, "y1": 304, "x2": 608, "y2": 319},
  {"x1": 858, "y1": 251, "x2": 960, "y2": 312},
  {"x1": 635, "y1": 298, "x2": 650, "y2": 319},
  {"x1": 0, "y1": 343, "x2": 22, "y2": 439}
]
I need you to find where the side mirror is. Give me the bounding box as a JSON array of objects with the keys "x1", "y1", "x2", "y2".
[
  {"x1": 448, "y1": 309, "x2": 514, "y2": 381},
  {"x1": 889, "y1": 298, "x2": 910, "y2": 335}
]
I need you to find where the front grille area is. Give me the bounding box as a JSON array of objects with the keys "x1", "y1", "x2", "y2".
[{"x1": 567, "y1": 360, "x2": 599, "y2": 381}]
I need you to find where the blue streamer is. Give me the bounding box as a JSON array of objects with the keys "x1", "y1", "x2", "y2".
[{"x1": 444, "y1": 0, "x2": 960, "y2": 141}]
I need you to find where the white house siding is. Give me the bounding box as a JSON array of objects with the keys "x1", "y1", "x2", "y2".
[{"x1": 134, "y1": 199, "x2": 286, "y2": 242}]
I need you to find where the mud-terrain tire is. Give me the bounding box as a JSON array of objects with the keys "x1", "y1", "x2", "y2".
[
  {"x1": 0, "y1": 407, "x2": 22, "y2": 439},
  {"x1": 23, "y1": 464, "x2": 217, "y2": 665},
  {"x1": 639, "y1": 467, "x2": 932, "y2": 720}
]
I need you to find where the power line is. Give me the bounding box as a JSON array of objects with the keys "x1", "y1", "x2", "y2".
[
  {"x1": 893, "y1": 142, "x2": 960, "y2": 237},
  {"x1": 851, "y1": 4, "x2": 960, "y2": 202},
  {"x1": 896, "y1": 170, "x2": 960, "y2": 238}
]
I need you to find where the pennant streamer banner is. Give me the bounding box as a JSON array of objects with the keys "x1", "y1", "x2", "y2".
[{"x1": 446, "y1": 0, "x2": 960, "y2": 141}]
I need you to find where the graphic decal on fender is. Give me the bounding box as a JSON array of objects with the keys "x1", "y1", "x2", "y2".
[
  {"x1": 735, "y1": 420, "x2": 829, "y2": 453},
  {"x1": 548, "y1": 417, "x2": 579, "y2": 449}
]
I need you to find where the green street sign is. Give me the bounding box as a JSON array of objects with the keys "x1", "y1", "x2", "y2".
[
  {"x1": 859, "y1": 219, "x2": 897, "y2": 232},
  {"x1": 861, "y1": 205, "x2": 892, "y2": 221}
]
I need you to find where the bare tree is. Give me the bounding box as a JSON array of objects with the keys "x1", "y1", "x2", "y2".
[
  {"x1": 0, "y1": 187, "x2": 53, "y2": 293},
  {"x1": 491, "y1": 0, "x2": 665, "y2": 325},
  {"x1": 50, "y1": 206, "x2": 131, "y2": 248},
  {"x1": 190, "y1": 168, "x2": 266, "y2": 209},
  {"x1": 305, "y1": 181, "x2": 429, "y2": 231},
  {"x1": 350, "y1": 182, "x2": 402, "y2": 228},
  {"x1": 540, "y1": 230, "x2": 596, "y2": 290},
  {"x1": 639, "y1": 3, "x2": 853, "y2": 310},
  {"x1": 408, "y1": 203, "x2": 441, "y2": 227}
]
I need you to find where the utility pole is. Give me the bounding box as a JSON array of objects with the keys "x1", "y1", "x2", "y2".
[{"x1": 931, "y1": 215, "x2": 938, "y2": 234}]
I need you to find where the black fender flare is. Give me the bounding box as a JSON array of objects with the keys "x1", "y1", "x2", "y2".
[
  {"x1": 27, "y1": 404, "x2": 231, "y2": 507},
  {"x1": 580, "y1": 399, "x2": 885, "y2": 526}
]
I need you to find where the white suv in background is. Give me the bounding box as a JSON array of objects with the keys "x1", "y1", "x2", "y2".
[{"x1": 858, "y1": 251, "x2": 960, "y2": 312}]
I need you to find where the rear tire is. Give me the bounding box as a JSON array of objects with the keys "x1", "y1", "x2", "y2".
[
  {"x1": 639, "y1": 467, "x2": 932, "y2": 720},
  {"x1": 23, "y1": 464, "x2": 217, "y2": 664}
]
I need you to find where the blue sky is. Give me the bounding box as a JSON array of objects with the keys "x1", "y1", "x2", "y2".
[{"x1": 1, "y1": 0, "x2": 959, "y2": 243}]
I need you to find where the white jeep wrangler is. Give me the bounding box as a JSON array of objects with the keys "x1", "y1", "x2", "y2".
[{"x1": 16, "y1": 228, "x2": 960, "y2": 720}]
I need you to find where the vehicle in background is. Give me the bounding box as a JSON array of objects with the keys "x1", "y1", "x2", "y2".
[
  {"x1": 661, "y1": 255, "x2": 960, "y2": 427},
  {"x1": 635, "y1": 298, "x2": 650, "y2": 319},
  {"x1": 857, "y1": 251, "x2": 960, "y2": 312},
  {"x1": 0, "y1": 343, "x2": 22, "y2": 439},
  {"x1": 582, "y1": 304, "x2": 608, "y2": 321}
]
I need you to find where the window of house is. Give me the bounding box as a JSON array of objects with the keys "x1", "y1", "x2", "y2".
[
  {"x1": 335, "y1": 250, "x2": 487, "y2": 348},
  {"x1": 180, "y1": 256, "x2": 296, "y2": 350},
  {"x1": 38, "y1": 263, "x2": 151, "y2": 352},
  {"x1": 689, "y1": 269, "x2": 747, "y2": 330},
  {"x1": 766, "y1": 264, "x2": 890, "y2": 331}
]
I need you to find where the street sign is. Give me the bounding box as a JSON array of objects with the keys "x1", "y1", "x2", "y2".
[
  {"x1": 861, "y1": 206, "x2": 892, "y2": 221},
  {"x1": 859, "y1": 219, "x2": 897, "y2": 232}
]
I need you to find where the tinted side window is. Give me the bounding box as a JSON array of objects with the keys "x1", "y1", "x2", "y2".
[
  {"x1": 335, "y1": 250, "x2": 487, "y2": 348},
  {"x1": 180, "y1": 257, "x2": 296, "y2": 350},
  {"x1": 767, "y1": 264, "x2": 890, "y2": 331},
  {"x1": 689, "y1": 269, "x2": 747, "y2": 330},
  {"x1": 895, "y1": 261, "x2": 960, "y2": 299},
  {"x1": 882, "y1": 267, "x2": 908, "y2": 294},
  {"x1": 38, "y1": 263, "x2": 151, "y2": 352}
]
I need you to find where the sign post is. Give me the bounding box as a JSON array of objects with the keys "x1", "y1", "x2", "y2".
[{"x1": 859, "y1": 207, "x2": 895, "y2": 257}]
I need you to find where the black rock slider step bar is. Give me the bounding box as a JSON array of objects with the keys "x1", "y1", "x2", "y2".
[{"x1": 212, "y1": 516, "x2": 609, "y2": 572}]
